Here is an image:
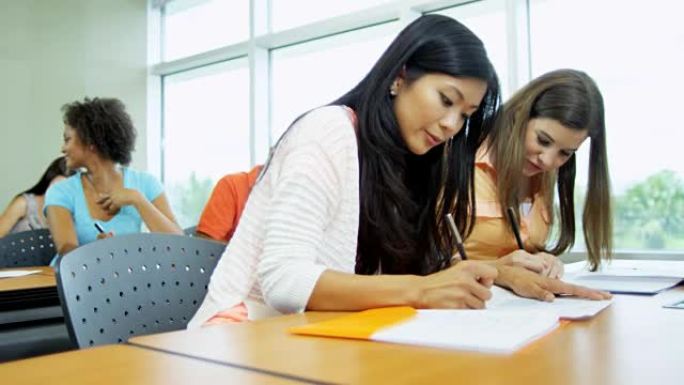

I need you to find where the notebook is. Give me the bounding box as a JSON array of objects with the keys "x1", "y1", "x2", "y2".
[
  {"x1": 564, "y1": 260, "x2": 684, "y2": 294},
  {"x1": 290, "y1": 307, "x2": 559, "y2": 354},
  {"x1": 290, "y1": 288, "x2": 611, "y2": 354}
]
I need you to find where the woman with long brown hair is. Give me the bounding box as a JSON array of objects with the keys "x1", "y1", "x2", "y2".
[{"x1": 465, "y1": 69, "x2": 612, "y2": 300}]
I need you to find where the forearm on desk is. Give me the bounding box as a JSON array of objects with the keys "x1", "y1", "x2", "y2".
[{"x1": 307, "y1": 270, "x2": 421, "y2": 311}]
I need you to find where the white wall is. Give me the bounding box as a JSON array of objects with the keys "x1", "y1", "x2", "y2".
[{"x1": 0, "y1": 0, "x2": 147, "y2": 207}]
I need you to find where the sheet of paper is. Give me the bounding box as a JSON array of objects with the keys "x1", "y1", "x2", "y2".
[
  {"x1": 371, "y1": 309, "x2": 559, "y2": 354},
  {"x1": 564, "y1": 274, "x2": 682, "y2": 294},
  {"x1": 565, "y1": 260, "x2": 684, "y2": 278},
  {"x1": 564, "y1": 259, "x2": 684, "y2": 294},
  {"x1": 487, "y1": 286, "x2": 612, "y2": 319},
  {"x1": 0, "y1": 269, "x2": 41, "y2": 278}
]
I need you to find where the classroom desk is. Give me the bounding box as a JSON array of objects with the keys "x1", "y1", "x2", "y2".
[
  {"x1": 0, "y1": 266, "x2": 55, "y2": 293},
  {"x1": 0, "y1": 344, "x2": 305, "y2": 385},
  {"x1": 129, "y1": 286, "x2": 684, "y2": 385},
  {"x1": 0, "y1": 266, "x2": 72, "y2": 362}
]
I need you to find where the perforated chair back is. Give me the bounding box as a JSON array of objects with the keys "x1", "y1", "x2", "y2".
[
  {"x1": 183, "y1": 226, "x2": 197, "y2": 237},
  {"x1": 55, "y1": 233, "x2": 225, "y2": 348},
  {"x1": 0, "y1": 229, "x2": 56, "y2": 268}
]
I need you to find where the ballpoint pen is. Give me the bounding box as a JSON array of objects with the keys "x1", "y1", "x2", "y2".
[
  {"x1": 506, "y1": 206, "x2": 525, "y2": 250},
  {"x1": 445, "y1": 213, "x2": 468, "y2": 261}
]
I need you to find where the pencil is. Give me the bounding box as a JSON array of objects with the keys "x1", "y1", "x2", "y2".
[
  {"x1": 445, "y1": 213, "x2": 468, "y2": 261},
  {"x1": 506, "y1": 207, "x2": 525, "y2": 250}
]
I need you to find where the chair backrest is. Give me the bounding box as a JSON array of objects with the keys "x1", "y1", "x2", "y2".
[
  {"x1": 55, "y1": 233, "x2": 225, "y2": 348},
  {"x1": 0, "y1": 229, "x2": 56, "y2": 268},
  {"x1": 183, "y1": 226, "x2": 197, "y2": 237}
]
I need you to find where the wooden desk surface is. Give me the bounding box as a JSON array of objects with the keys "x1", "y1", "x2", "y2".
[
  {"x1": 0, "y1": 266, "x2": 55, "y2": 292},
  {"x1": 129, "y1": 287, "x2": 684, "y2": 385},
  {"x1": 0, "y1": 344, "x2": 306, "y2": 385}
]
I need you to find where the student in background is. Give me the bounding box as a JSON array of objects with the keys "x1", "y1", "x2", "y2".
[
  {"x1": 190, "y1": 15, "x2": 609, "y2": 328},
  {"x1": 0, "y1": 157, "x2": 71, "y2": 237},
  {"x1": 196, "y1": 165, "x2": 263, "y2": 243},
  {"x1": 45, "y1": 97, "x2": 182, "y2": 256},
  {"x1": 464, "y1": 69, "x2": 612, "y2": 300}
]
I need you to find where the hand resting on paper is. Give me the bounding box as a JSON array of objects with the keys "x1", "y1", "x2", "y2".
[{"x1": 494, "y1": 265, "x2": 611, "y2": 302}]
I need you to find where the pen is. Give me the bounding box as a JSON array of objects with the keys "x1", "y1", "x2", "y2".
[
  {"x1": 94, "y1": 222, "x2": 106, "y2": 234},
  {"x1": 506, "y1": 207, "x2": 525, "y2": 250},
  {"x1": 445, "y1": 213, "x2": 468, "y2": 261}
]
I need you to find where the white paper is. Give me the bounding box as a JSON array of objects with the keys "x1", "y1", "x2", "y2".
[
  {"x1": 564, "y1": 274, "x2": 682, "y2": 294},
  {"x1": 371, "y1": 309, "x2": 559, "y2": 354},
  {"x1": 565, "y1": 260, "x2": 684, "y2": 278},
  {"x1": 0, "y1": 269, "x2": 41, "y2": 278},
  {"x1": 564, "y1": 260, "x2": 684, "y2": 294},
  {"x1": 487, "y1": 286, "x2": 613, "y2": 320}
]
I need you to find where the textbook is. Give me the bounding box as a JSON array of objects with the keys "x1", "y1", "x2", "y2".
[
  {"x1": 290, "y1": 287, "x2": 611, "y2": 354},
  {"x1": 564, "y1": 260, "x2": 684, "y2": 294}
]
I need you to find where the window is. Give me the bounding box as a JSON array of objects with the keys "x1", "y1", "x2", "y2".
[
  {"x1": 163, "y1": 0, "x2": 248, "y2": 61},
  {"x1": 162, "y1": 59, "x2": 250, "y2": 227},
  {"x1": 270, "y1": 0, "x2": 393, "y2": 32},
  {"x1": 529, "y1": 0, "x2": 684, "y2": 250},
  {"x1": 270, "y1": 22, "x2": 396, "y2": 140}
]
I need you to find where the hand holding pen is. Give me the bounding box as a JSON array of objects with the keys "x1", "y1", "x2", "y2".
[
  {"x1": 505, "y1": 207, "x2": 563, "y2": 278},
  {"x1": 94, "y1": 222, "x2": 114, "y2": 240}
]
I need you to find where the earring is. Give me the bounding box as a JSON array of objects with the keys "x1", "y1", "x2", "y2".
[{"x1": 389, "y1": 81, "x2": 399, "y2": 96}]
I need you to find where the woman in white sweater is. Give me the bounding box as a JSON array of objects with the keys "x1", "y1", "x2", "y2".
[{"x1": 190, "y1": 15, "x2": 604, "y2": 326}]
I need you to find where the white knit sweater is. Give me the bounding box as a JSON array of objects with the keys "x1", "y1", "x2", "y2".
[{"x1": 189, "y1": 106, "x2": 360, "y2": 327}]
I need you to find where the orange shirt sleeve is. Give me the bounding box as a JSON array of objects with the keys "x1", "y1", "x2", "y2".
[
  {"x1": 196, "y1": 166, "x2": 263, "y2": 243},
  {"x1": 197, "y1": 176, "x2": 240, "y2": 242}
]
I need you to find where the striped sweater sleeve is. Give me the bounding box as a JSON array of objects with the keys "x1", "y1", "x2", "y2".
[{"x1": 258, "y1": 136, "x2": 343, "y2": 313}]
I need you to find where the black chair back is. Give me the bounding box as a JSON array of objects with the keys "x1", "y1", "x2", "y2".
[
  {"x1": 55, "y1": 233, "x2": 225, "y2": 348},
  {"x1": 0, "y1": 229, "x2": 56, "y2": 268}
]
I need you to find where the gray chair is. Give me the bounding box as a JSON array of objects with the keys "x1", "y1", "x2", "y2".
[
  {"x1": 55, "y1": 233, "x2": 225, "y2": 348},
  {"x1": 0, "y1": 229, "x2": 56, "y2": 268},
  {"x1": 183, "y1": 225, "x2": 197, "y2": 237}
]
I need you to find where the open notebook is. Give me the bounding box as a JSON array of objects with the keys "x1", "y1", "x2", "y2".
[
  {"x1": 290, "y1": 287, "x2": 611, "y2": 354},
  {"x1": 564, "y1": 260, "x2": 684, "y2": 294}
]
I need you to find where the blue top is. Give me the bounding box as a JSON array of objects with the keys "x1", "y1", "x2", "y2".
[{"x1": 44, "y1": 168, "x2": 164, "y2": 246}]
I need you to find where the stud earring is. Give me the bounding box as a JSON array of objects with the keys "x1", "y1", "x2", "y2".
[{"x1": 389, "y1": 87, "x2": 398, "y2": 96}]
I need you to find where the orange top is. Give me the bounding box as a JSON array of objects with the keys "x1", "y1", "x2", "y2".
[
  {"x1": 464, "y1": 149, "x2": 550, "y2": 260},
  {"x1": 197, "y1": 165, "x2": 263, "y2": 242}
]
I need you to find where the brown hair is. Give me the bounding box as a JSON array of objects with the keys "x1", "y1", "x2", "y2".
[{"x1": 487, "y1": 69, "x2": 612, "y2": 270}]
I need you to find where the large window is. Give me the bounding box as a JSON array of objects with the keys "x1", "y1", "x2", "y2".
[
  {"x1": 155, "y1": 0, "x2": 684, "y2": 255},
  {"x1": 529, "y1": 0, "x2": 684, "y2": 250},
  {"x1": 162, "y1": 59, "x2": 250, "y2": 227}
]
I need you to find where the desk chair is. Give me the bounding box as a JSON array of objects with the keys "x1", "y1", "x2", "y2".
[
  {"x1": 55, "y1": 233, "x2": 225, "y2": 348},
  {"x1": 183, "y1": 226, "x2": 197, "y2": 237},
  {"x1": 0, "y1": 229, "x2": 56, "y2": 268}
]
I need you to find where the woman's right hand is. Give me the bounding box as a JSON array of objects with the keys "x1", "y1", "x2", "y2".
[
  {"x1": 96, "y1": 231, "x2": 115, "y2": 240},
  {"x1": 415, "y1": 261, "x2": 498, "y2": 309}
]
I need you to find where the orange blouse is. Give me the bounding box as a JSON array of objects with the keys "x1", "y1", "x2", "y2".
[{"x1": 464, "y1": 149, "x2": 550, "y2": 260}]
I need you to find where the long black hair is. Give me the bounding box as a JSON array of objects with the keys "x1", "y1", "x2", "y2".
[
  {"x1": 266, "y1": 15, "x2": 500, "y2": 275},
  {"x1": 21, "y1": 156, "x2": 70, "y2": 196},
  {"x1": 334, "y1": 15, "x2": 500, "y2": 275}
]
